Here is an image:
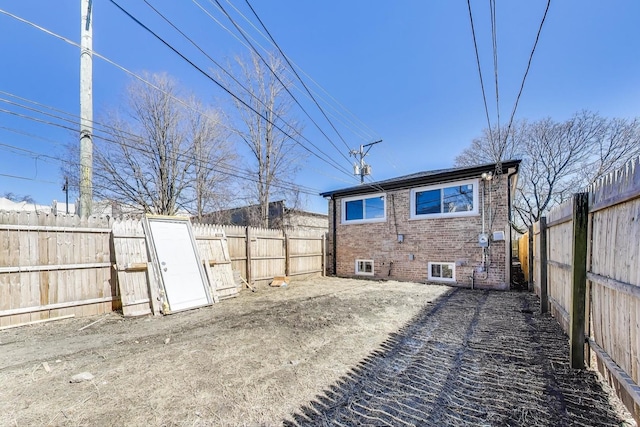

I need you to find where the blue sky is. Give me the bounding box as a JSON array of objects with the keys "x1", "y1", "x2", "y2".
[{"x1": 1, "y1": 1, "x2": 639, "y2": 214}]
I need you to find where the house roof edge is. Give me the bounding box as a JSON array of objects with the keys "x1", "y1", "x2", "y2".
[{"x1": 319, "y1": 159, "x2": 521, "y2": 198}]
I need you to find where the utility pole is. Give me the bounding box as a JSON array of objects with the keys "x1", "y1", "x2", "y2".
[
  {"x1": 349, "y1": 140, "x2": 381, "y2": 184},
  {"x1": 79, "y1": 0, "x2": 93, "y2": 217}
]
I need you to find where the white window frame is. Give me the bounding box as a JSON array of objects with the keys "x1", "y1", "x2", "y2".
[
  {"x1": 410, "y1": 178, "x2": 479, "y2": 219},
  {"x1": 428, "y1": 262, "x2": 456, "y2": 283},
  {"x1": 355, "y1": 259, "x2": 374, "y2": 276},
  {"x1": 341, "y1": 193, "x2": 387, "y2": 224}
]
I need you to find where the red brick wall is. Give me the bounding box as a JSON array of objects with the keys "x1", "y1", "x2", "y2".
[{"x1": 327, "y1": 174, "x2": 512, "y2": 290}]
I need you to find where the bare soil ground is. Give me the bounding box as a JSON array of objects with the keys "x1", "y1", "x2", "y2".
[{"x1": 0, "y1": 277, "x2": 633, "y2": 426}]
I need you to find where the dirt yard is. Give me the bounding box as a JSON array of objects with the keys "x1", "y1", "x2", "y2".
[{"x1": 0, "y1": 277, "x2": 633, "y2": 426}]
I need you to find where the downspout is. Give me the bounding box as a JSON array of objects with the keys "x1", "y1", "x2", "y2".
[
  {"x1": 507, "y1": 168, "x2": 519, "y2": 285},
  {"x1": 332, "y1": 195, "x2": 337, "y2": 276},
  {"x1": 482, "y1": 178, "x2": 487, "y2": 270}
]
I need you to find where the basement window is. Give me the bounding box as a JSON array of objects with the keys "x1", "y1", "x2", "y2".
[
  {"x1": 342, "y1": 193, "x2": 386, "y2": 224},
  {"x1": 410, "y1": 179, "x2": 479, "y2": 219},
  {"x1": 428, "y1": 262, "x2": 455, "y2": 283},
  {"x1": 355, "y1": 259, "x2": 374, "y2": 276}
]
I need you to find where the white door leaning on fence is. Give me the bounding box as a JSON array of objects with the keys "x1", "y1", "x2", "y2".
[{"x1": 146, "y1": 217, "x2": 211, "y2": 312}]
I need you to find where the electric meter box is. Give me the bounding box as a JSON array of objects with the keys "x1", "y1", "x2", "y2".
[{"x1": 478, "y1": 233, "x2": 489, "y2": 247}]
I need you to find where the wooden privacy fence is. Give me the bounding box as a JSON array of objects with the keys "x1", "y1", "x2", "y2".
[
  {"x1": 0, "y1": 213, "x2": 115, "y2": 329},
  {"x1": 217, "y1": 225, "x2": 326, "y2": 286},
  {"x1": 0, "y1": 215, "x2": 326, "y2": 328},
  {"x1": 522, "y1": 156, "x2": 640, "y2": 422}
]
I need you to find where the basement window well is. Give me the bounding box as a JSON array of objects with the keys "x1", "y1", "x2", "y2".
[
  {"x1": 355, "y1": 259, "x2": 374, "y2": 276},
  {"x1": 428, "y1": 262, "x2": 455, "y2": 282}
]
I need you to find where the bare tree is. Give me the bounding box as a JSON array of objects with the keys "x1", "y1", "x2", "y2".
[
  {"x1": 220, "y1": 51, "x2": 305, "y2": 228},
  {"x1": 187, "y1": 99, "x2": 236, "y2": 221},
  {"x1": 2, "y1": 192, "x2": 35, "y2": 204},
  {"x1": 66, "y1": 73, "x2": 236, "y2": 216},
  {"x1": 455, "y1": 121, "x2": 527, "y2": 167},
  {"x1": 455, "y1": 111, "x2": 640, "y2": 231}
]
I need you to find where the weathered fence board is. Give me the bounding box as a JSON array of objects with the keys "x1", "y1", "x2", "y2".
[
  {"x1": 203, "y1": 225, "x2": 326, "y2": 287},
  {"x1": 193, "y1": 224, "x2": 239, "y2": 300},
  {"x1": 0, "y1": 213, "x2": 114, "y2": 327},
  {"x1": 222, "y1": 225, "x2": 248, "y2": 280},
  {"x1": 590, "y1": 195, "x2": 640, "y2": 386},
  {"x1": 112, "y1": 219, "x2": 155, "y2": 317},
  {"x1": 545, "y1": 199, "x2": 574, "y2": 334},
  {"x1": 286, "y1": 230, "x2": 325, "y2": 279},
  {"x1": 521, "y1": 156, "x2": 640, "y2": 422}
]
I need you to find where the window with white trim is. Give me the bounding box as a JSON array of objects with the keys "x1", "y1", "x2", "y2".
[
  {"x1": 355, "y1": 259, "x2": 374, "y2": 276},
  {"x1": 428, "y1": 262, "x2": 455, "y2": 282},
  {"x1": 342, "y1": 193, "x2": 386, "y2": 224},
  {"x1": 410, "y1": 179, "x2": 479, "y2": 219}
]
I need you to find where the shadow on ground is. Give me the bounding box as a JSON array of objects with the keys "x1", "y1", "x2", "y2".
[{"x1": 286, "y1": 289, "x2": 626, "y2": 426}]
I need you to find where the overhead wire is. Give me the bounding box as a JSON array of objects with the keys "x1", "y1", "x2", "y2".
[
  {"x1": 0, "y1": 126, "x2": 322, "y2": 196},
  {"x1": 0, "y1": 4, "x2": 356, "y2": 181},
  {"x1": 108, "y1": 0, "x2": 356, "y2": 179},
  {"x1": 0, "y1": 172, "x2": 59, "y2": 185},
  {"x1": 489, "y1": 0, "x2": 500, "y2": 136},
  {"x1": 243, "y1": 0, "x2": 354, "y2": 152},
  {"x1": 502, "y1": 0, "x2": 551, "y2": 146},
  {"x1": 0, "y1": 3, "x2": 383, "y2": 198},
  {"x1": 0, "y1": 8, "x2": 227, "y2": 140},
  {"x1": 140, "y1": 2, "x2": 368, "y2": 164},
  {"x1": 466, "y1": 0, "x2": 495, "y2": 146},
  {"x1": 222, "y1": 0, "x2": 383, "y2": 190},
  {"x1": 219, "y1": 0, "x2": 379, "y2": 143},
  {"x1": 0, "y1": 96, "x2": 322, "y2": 196},
  {"x1": 207, "y1": 0, "x2": 355, "y2": 167}
]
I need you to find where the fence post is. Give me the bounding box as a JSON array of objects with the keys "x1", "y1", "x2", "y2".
[
  {"x1": 322, "y1": 233, "x2": 326, "y2": 277},
  {"x1": 245, "y1": 226, "x2": 252, "y2": 285},
  {"x1": 540, "y1": 217, "x2": 548, "y2": 314},
  {"x1": 528, "y1": 225, "x2": 534, "y2": 292},
  {"x1": 284, "y1": 231, "x2": 290, "y2": 277},
  {"x1": 570, "y1": 192, "x2": 589, "y2": 369}
]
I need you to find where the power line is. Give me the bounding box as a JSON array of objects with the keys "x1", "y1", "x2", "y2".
[
  {"x1": 0, "y1": 131, "x2": 322, "y2": 196},
  {"x1": 196, "y1": 0, "x2": 375, "y2": 153},
  {"x1": 244, "y1": 0, "x2": 353, "y2": 152},
  {"x1": 466, "y1": 0, "x2": 495, "y2": 145},
  {"x1": 210, "y1": 0, "x2": 387, "y2": 189},
  {"x1": 503, "y1": 0, "x2": 551, "y2": 145},
  {"x1": 0, "y1": 8, "x2": 228, "y2": 140},
  {"x1": 0, "y1": 6, "x2": 355, "y2": 181},
  {"x1": 208, "y1": 0, "x2": 354, "y2": 167},
  {"x1": 490, "y1": 0, "x2": 501, "y2": 135},
  {"x1": 107, "y1": 0, "x2": 356, "y2": 179},
  {"x1": 0, "y1": 93, "x2": 324, "y2": 196},
  {"x1": 217, "y1": 0, "x2": 380, "y2": 143},
  {"x1": 0, "y1": 172, "x2": 59, "y2": 185}
]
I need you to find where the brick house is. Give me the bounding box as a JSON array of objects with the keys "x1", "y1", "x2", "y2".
[{"x1": 320, "y1": 160, "x2": 521, "y2": 290}]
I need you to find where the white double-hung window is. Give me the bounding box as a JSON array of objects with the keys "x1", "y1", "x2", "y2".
[
  {"x1": 341, "y1": 193, "x2": 386, "y2": 224},
  {"x1": 410, "y1": 179, "x2": 479, "y2": 219}
]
